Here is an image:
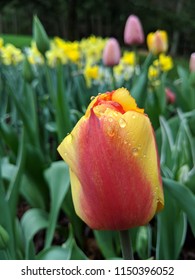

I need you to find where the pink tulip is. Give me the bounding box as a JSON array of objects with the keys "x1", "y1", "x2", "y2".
[
  {"x1": 165, "y1": 88, "x2": 176, "y2": 104},
  {"x1": 189, "y1": 53, "x2": 195, "y2": 72},
  {"x1": 102, "y1": 38, "x2": 121, "y2": 66},
  {"x1": 124, "y1": 15, "x2": 144, "y2": 45}
]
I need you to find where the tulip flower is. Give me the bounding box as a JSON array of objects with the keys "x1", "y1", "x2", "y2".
[
  {"x1": 102, "y1": 38, "x2": 121, "y2": 67},
  {"x1": 124, "y1": 15, "x2": 145, "y2": 45},
  {"x1": 189, "y1": 53, "x2": 195, "y2": 72},
  {"x1": 58, "y1": 88, "x2": 164, "y2": 230},
  {"x1": 147, "y1": 30, "x2": 168, "y2": 55},
  {"x1": 165, "y1": 88, "x2": 176, "y2": 104}
]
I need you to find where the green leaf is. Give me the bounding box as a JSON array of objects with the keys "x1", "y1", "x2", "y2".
[
  {"x1": 0, "y1": 121, "x2": 18, "y2": 156},
  {"x1": 136, "y1": 225, "x2": 152, "y2": 260},
  {"x1": 156, "y1": 186, "x2": 187, "y2": 260},
  {"x1": 93, "y1": 230, "x2": 120, "y2": 259},
  {"x1": 0, "y1": 161, "x2": 15, "y2": 259},
  {"x1": 0, "y1": 225, "x2": 9, "y2": 250},
  {"x1": 36, "y1": 246, "x2": 71, "y2": 260},
  {"x1": 44, "y1": 161, "x2": 70, "y2": 248},
  {"x1": 6, "y1": 128, "x2": 26, "y2": 219},
  {"x1": 33, "y1": 15, "x2": 50, "y2": 55},
  {"x1": 1, "y1": 157, "x2": 45, "y2": 209},
  {"x1": 163, "y1": 177, "x2": 195, "y2": 236},
  {"x1": 61, "y1": 187, "x2": 84, "y2": 246},
  {"x1": 131, "y1": 53, "x2": 153, "y2": 107},
  {"x1": 159, "y1": 116, "x2": 174, "y2": 175},
  {"x1": 21, "y1": 208, "x2": 49, "y2": 259},
  {"x1": 62, "y1": 227, "x2": 88, "y2": 260},
  {"x1": 56, "y1": 63, "x2": 72, "y2": 141}
]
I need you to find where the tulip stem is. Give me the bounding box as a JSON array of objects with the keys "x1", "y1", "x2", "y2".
[{"x1": 119, "y1": 230, "x2": 134, "y2": 260}]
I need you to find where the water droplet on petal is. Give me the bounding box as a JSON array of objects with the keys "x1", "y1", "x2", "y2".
[
  {"x1": 143, "y1": 154, "x2": 147, "y2": 158},
  {"x1": 108, "y1": 117, "x2": 113, "y2": 123},
  {"x1": 90, "y1": 96, "x2": 95, "y2": 100},
  {"x1": 107, "y1": 126, "x2": 115, "y2": 137},
  {"x1": 66, "y1": 134, "x2": 73, "y2": 144},
  {"x1": 119, "y1": 118, "x2": 127, "y2": 128},
  {"x1": 132, "y1": 114, "x2": 136, "y2": 119},
  {"x1": 132, "y1": 147, "x2": 138, "y2": 156}
]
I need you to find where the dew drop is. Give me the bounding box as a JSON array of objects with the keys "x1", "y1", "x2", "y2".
[
  {"x1": 113, "y1": 112, "x2": 118, "y2": 117},
  {"x1": 119, "y1": 118, "x2": 127, "y2": 128},
  {"x1": 124, "y1": 140, "x2": 128, "y2": 145},
  {"x1": 108, "y1": 117, "x2": 113, "y2": 123},
  {"x1": 143, "y1": 154, "x2": 147, "y2": 158},
  {"x1": 90, "y1": 96, "x2": 95, "y2": 100},
  {"x1": 66, "y1": 134, "x2": 73, "y2": 144},
  {"x1": 132, "y1": 114, "x2": 136, "y2": 119},
  {"x1": 106, "y1": 125, "x2": 115, "y2": 137},
  {"x1": 132, "y1": 147, "x2": 138, "y2": 156}
]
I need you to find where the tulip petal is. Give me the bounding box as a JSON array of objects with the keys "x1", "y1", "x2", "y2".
[{"x1": 58, "y1": 108, "x2": 164, "y2": 230}]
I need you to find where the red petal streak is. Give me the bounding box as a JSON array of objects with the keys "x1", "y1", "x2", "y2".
[
  {"x1": 92, "y1": 91, "x2": 125, "y2": 114},
  {"x1": 75, "y1": 111, "x2": 156, "y2": 230}
]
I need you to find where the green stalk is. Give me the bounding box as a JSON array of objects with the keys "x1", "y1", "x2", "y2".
[
  {"x1": 119, "y1": 230, "x2": 134, "y2": 260},
  {"x1": 6, "y1": 127, "x2": 26, "y2": 219},
  {"x1": 110, "y1": 67, "x2": 116, "y2": 90}
]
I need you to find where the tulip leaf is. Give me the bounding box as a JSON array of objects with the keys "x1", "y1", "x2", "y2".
[
  {"x1": 131, "y1": 53, "x2": 153, "y2": 108},
  {"x1": 156, "y1": 187, "x2": 187, "y2": 260},
  {"x1": 44, "y1": 161, "x2": 70, "y2": 248},
  {"x1": 33, "y1": 15, "x2": 50, "y2": 55},
  {"x1": 21, "y1": 208, "x2": 49, "y2": 259},
  {"x1": 36, "y1": 227, "x2": 87, "y2": 260},
  {"x1": 0, "y1": 163, "x2": 15, "y2": 259},
  {"x1": 159, "y1": 116, "x2": 174, "y2": 176},
  {"x1": 63, "y1": 227, "x2": 88, "y2": 260},
  {"x1": 136, "y1": 225, "x2": 152, "y2": 260},
  {"x1": 36, "y1": 246, "x2": 71, "y2": 260},
  {"x1": 1, "y1": 158, "x2": 45, "y2": 209},
  {"x1": 93, "y1": 230, "x2": 120, "y2": 259},
  {"x1": 176, "y1": 66, "x2": 191, "y2": 111},
  {"x1": 0, "y1": 121, "x2": 18, "y2": 156},
  {"x1": 163, "y1": 177, "x2": 195, "y2": 236}
]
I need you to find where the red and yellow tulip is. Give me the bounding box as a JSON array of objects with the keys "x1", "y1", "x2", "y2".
[{"x1": 58, "y1": 88, "x2": 164, "y2": 230}]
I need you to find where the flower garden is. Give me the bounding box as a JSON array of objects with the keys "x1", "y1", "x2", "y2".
[{"x1": 0, "y1": 14, "x2": 195, "y2": 260}]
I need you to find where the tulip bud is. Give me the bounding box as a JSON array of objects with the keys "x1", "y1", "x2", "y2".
[
  {"x1": 33, "y1": 15, "x2": 50, "y2": 55},
  {"x1": 58, "y1": 88, "x2": 164, "y2": 230},
  {"x1": 189, "y1": 53, "x2": 195, "y2": 72},
  {"x1": 102, "y1": 38, "x2": 121, "y2": 67},
  {"x1": 147, "y1": 30, "x2": 168, "y2": 55},
  {"x1": 124, "y1": 15, "x2": 145, "y2": 45},
  {"x1": 0, "y1": 225, "x2": 9, "y2": 250},
  {"x1": 165, "y1": 88, "x2": 176, "y2": 104}
]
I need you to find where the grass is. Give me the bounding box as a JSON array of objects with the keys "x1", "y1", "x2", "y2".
[{"x1": 0, "y1": 34, "x2": 32, "y2": 49}]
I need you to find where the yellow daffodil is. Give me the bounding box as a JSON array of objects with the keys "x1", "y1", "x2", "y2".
[
  {"x1": 84, "y1": 64, "x2": 99, "y2": 87},
  {"x1": 158, "y1": 54, "x2": 173, "y2": 72},
  {"x1": 121, "y1": 51, "x2": 136, "y2": 66},
  {"x1": 26, "y1": 42, "x2": 44, "y2": 65},
  {"x1": 0, "y1": 44, "x2": 24, "y2": 65},
  {"x1": 148, "y1": 65, "x2": 160, "y2": 80}
]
